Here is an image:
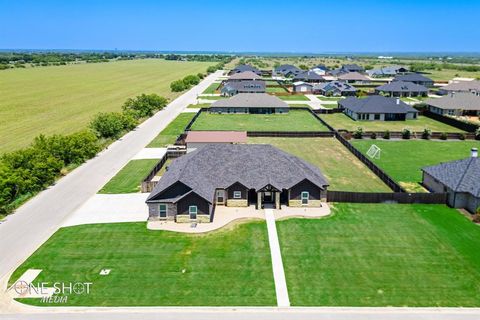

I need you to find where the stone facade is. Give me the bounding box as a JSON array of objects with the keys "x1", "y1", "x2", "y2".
[
  {"x1": 288, "y1": 199, "x2": 322, "y2": 207},
  {"x1": 226, "y1": 199, "x2": 248, "y2": 207},
  {"x1": 147, "y1": 202, "x2": 176, "y2": 221},
  {"x1": 176, "y1": 214, "x2": 211, "y2": 223}
]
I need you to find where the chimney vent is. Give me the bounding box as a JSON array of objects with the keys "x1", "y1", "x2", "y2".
[
  {"x1": 472, "y1": 148, "x2": 478, "y2": 158},
  {"x1": 396, "y1": 97, "x2": 400, "y2": 105}
]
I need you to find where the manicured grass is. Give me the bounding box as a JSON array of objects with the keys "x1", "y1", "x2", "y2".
[
  {"x1": 187, "y1": 103, "x2": 210, "y2": 109},
  {"x1": 191, "y1": 110, "x2": 329, "y2": 132},
  {"x1": 248, "y1": 137, "x2": 390, "y2": 192},
  {"x1": 278, "y1": 203, "x2": 480, "y2": 307},
  {"x1": 266, "y1": 86, "x2": 288, "y2": 93},
  {"x1": 351, "y1": 140, "x2": 480, "y2": 192},
  {"x1": 0, "y1": 59, "x2": 214, "y2": 153},
  {"x1": 321, "y1": 103, "x2": 340, "y2": 109},
  {"x1": 317, "y1": 95, "x2": 344, "y2": 101},
  {"x1": 197, "y1": 95, "x2": 225, "y2": 100},
  {"x1": 320, "y1": 113, "x2": 463, "y2": 132},
  {"x1": 277, "y1": 95, "x2": 310, "y2": 101},
  {"x1": 99, "y1": 159, "x2": 158, "y2": 194},
  {"x1": 202, "y1": 82, "x2": 221, "y2": 94},
  {"x1": 11, "y1": 222, "x2": 275, "y2": 306},
  {"x1": 147, "y1": 112, "x2": 197, "y2": 147}
]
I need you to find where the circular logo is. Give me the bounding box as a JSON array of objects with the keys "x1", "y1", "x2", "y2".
[
  {"x1": 13, "y1": 281, "x2": 29, "y2": 295},
  {"x1": 73, "y1": 282, "x2": 85, "y2": 295}
]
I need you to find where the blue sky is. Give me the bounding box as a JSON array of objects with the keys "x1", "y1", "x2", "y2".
[{"x1": 1, "y1": 0, "x2": 479, "y2": 53}]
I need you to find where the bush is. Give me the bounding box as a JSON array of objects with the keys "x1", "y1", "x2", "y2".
[
  {"x1": 421, "y1": 128, "x2": 432, "y2": 140},
  {"x1": 440, "y1": 132, "x2": 448, "y2": 140},
  {"x1": 122, "y1": 93, "x2": 168, "y2": 119},
  {"x1": 170, "y1": 80, "x2": 187, "y2": 92},
  {"x1": 197, "y1": 73, "x2": 205, "y2": 79},
  {"x1": 383, "y1": 130, "x2": 390, "y2": 139},
  {"x1": 90, "y1": 112, "x2": 137, "y2": 139},
  {"x1": 459, "y1": 133, "x2": 466, "y2": 140},
  {"x1": 370, "y1": 132, "x2": 377, "y2": 139},
  {"x1": 475, "y1": 128, "x2": 480, "y2": 140},
  {"x1": 183, "y1": 74, "x2": 200, "y2": 86},
  {"x1": 402, "y1": 128, "x2": 411, "y2": 139},
  {"x1": 353, "y1": 127, "x2": 364, "y2": 139}
]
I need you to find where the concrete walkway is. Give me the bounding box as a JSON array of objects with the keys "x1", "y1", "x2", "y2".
[
  {"x1": 265, "y1": 209, "x2": 290, "y2": 307},
  {"x1": 131, "y1": 148, "x2": 166, "y2": 159}
]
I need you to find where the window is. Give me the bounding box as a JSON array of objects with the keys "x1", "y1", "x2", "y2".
[
  {"x1": 374, "y1": 114, "x2": 380, "y2": 120},
  {"x1": 159, "y1": 204, "x2": 167, "y2": 218},
  {"x1": 189, "y1": 206, "x2": 198, "y2": 219},
  {"x1": 301, "y1": 191, "x2": 309, "y2": 205},
  {"x1": 216, "y1": 190, "x2": 225, "y2": 203},
  {"x1": 233, "y1": 191, "x2": 242, "y2": 199}
]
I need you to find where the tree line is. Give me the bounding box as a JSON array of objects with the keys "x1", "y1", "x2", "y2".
[{"x1": 170, "y1": 61, "x2": 226, "y2": 92}]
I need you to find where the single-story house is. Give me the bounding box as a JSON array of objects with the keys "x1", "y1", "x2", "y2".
[
  {"x1": 230, "y1": 64, "x2": 261, "y2": 75},
  {"x1": 337, "y1": 72, "x2": 370, "y2": 84},
  {"x1": 438, "y1": 80, "x2": 480, "y2": 95},
  {"x1": 273, "y1": 64, "x2": 302, "y2": 77},
  {"x1": 293, "y1": 70, "x2": 325, "y2": 83},
  {"x1": 210, "y1": 93, "x2": 289, "y2": 114},
  {"x1": 422, "y1": 148, "x2": 480, "y2": 214},
  {"x1": 393, "y1": 73, "x2": 434, "y2": 87},
  {"x1": 293, "y1": 81, "x2": 314, "y2": 93},
  {"x1": 313, "y1": 81, "x2": 357, "y2": 96},
  {"x1": 185, "y1": 131, "x2": 247, "y2": 151},
  {"x1": 228, "y1": 71, "x2": 262, "y2": 81},
  {"x1": 328, "y1": 68, "x2": 346, "y2": 77},
  {"x1": 221, "y1": 80, "x2": 266, "y2": 96},
  {"x1": 367, "y1": 66, "x2": 409, "y2": 78},
  {"x1": 341, "y1": 64, "x2": 364, "y2": 73},
  {"x1": 146, "y1": 144, "x2": 329, "y2": 223},
  {"x1": 339, "y1": 95, "x2": 419, "y2": 121},
  {"x1": 310, "y1": 64, "x2": 329, "y2": 75},
  {"x1": 375, "y1": 81, "x2": 428, "y2": 97},
  {"x1": 425, "y1": 92, "x2": 480, "y2": 116}
]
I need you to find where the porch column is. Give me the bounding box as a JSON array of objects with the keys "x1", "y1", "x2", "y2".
[
  {"x1": 275, "y1": 191, "x2": 280, "y2": 209},
  {"x1": 257, "y1": 192, "x2": 262, "y2": 209}
]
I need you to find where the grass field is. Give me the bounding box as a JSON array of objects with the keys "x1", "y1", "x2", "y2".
[
  {"x1": 351, "y1": 140, "x2": 480, "y2": 192},
  {"x1": 277, "y1": 95, "x2": 310, "y2": 101},
  {"x1": 278, "y1": 203, "x2": 480, "y2": 306},
  {"x1": 191, "y1": 110, "x2": 329, "y2": 132},
  {"x1": 248, "y1": 137, "x2": 390, "y2": 192},
  {"x1": 147, "y1": 113, "x2": 196, "y2": 147},
  {"x1": 201, "y1": 82, "x2": 221, "y2": 94},
  {"x1": 266, "y1": 86, "x2": 288, "y2": 93},
  {"x1": 320, "y1": 113, "x2": 462, "y2": 132},
  {"x1": 317, "y1": 96, "x2": 345, "y2": 101},
  {"x1": 0, "y1": 59, "x2": 214, "y2": 153},
  {"x1": 99, "y1": 159, "x2": 158, "y2": 194}
]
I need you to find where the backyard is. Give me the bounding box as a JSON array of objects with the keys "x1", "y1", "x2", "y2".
[
  {"x1": 190, "y1": 110, "x2": 329, "y2": 132},
  {"x1": 10, "y1": 221, "x2": 276, "y2": 306},
  {"x1": 277, "y1": 95, "x2": 310, "y2": 101},
  {"x1": 320, "y1": 113, "x2": 463, "y2": 132},
  {"x1": 147, "y1": 112, "x2": 197, "y2": 147},
  {"x1": 99, "y1": 159, "x2": 158, "y2": 194},
  {"x1": 248, "y1": 137, "x2": 390, "y2": 192},
  {"x1": 278, "y1": 203, "x2": 480, "y2": 306},
  {"x1": 351, "y1": 140, "x2": 480, "y2": 192}
]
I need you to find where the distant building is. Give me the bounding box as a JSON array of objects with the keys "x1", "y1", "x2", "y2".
[
  {"x1": 293, "y1": 81, "x2": 314, "y2": 93},
  {"x1": 393, "y1": 73, "x2": 434, "y2": 87},
  {"x1": 210, "y1": 93, "x2": 289, "y2": 114},
  {"x1": 438, "y1": 80, "x2": 480, "y2": 95},
  {"x1": 341, "y1": 64, "x2": 364, "y2": 73},
  {"x1": 337, "y1": 72, "x2": 370, "y2": 84},
  {"x1": 339, "y1": 95, "x2": 418, "y2": 121},
  {"x1": 273, "y1": 64, "x2": 302, "y2": 77},
  {"x1": 230, "y1": 64, "x2": 261, "y2": 75},
  {"x1": 221, "y1": 80, "x2": 266, "y2": 96},
  {"x1": 293, "y1": 70, "x2": 325, "y2": 83},
  {"x1": 425, "y1": 92, "x2": 480, "y2": 116},
  {"x1": 367, "y1": 66, "x2": 409, "y2": 78},
  {"x1": 310, "y1": 64, "x2": 329, "y2": 76},
  {"x1": 185, "y1": 131, "x2": 247, "y2": 151},
  {"x1": 375, "y1": 81, "x2": 428, "y2": 97},
  {"x1": 313, "y1": 81, "x2": 357, "y2": 96},
  {"x1": 228, "y1": 71, "x2": 262, "y2": 81}
]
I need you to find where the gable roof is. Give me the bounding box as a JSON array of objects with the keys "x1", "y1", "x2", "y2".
[
  {"x1": 232, "y1": 64, "x2": 260, "y2": 74},
  {"x1": 422, "y1": 155, "x2": 480, "y2": 197},
  {"x1": 394, "y1": 73, "x2": 433, "y2": 83},
  {"x1": 339, "y1": 95, "x2": 418, "y2": 114},
  {"x1": 338, "y1": 72, "x2": 370, "y2": 81},
  {"x1": 440, "y1": 80, "x2": 480, "y2": 92},
  {"x1": 314, "y1": 81, "x2": 356, "y2": 93},
  {"x1": 222, "y1": 80, "x2": 266, "y2": 93},
  {"x1": 293, "y1": 81, "x2": 313, "y2": 87},
  {"x1": 211, "y1": 93, "x2": 289, "y2": 109},
  {"x1": 293, "y1": 70, "x2": 325, "y2": 81},
  {"x1": 312, "y1": 64, "x2": 329, "y2": 71},
  {"x1": 229, "y1": 71, "x2": 261, "y2": 80},
  {"x1": 185, "y1": 131, "x2": 247, "y2": 143},
  {"x1": 368, "y1": 65, "x2": 408, "y2": 77},
  {"x1": 425, "y1": 92, "x2": 480, "y2": 110},
  {"x1": 275, "y1": 64, "x2": 301, "y2": 72},
  {"x1": 147, "y1": 144, "x2": 329, "y2": 203},
  {"x1": 342, "y1": 64, "x2": 364, "y2": 72},
  {"x1": 376, "y1": 81, "x2": 428, "y2": 93}
]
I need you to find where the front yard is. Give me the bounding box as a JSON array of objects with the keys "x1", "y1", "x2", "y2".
[
  {"x1": 147, "y1": 112, "x2": 196, "y2": 147},
  {"x1": 320, "y1": 113, "x2": 463, "y2": 132},
  {"x1": 278, "y1": 203, "x2": 480, "y2": 306},
  {"x1": 190, "y1": 109, "x2": 330, "y2": 132},
  {"x1": 11, "y1": 221, "x2": 276, "y2": 306},
  {"x1": 99, "y1": 159, "x2": 158, "y2": 194},
  {"x1": 277, "y1": 95, "x2": 310, "y2": 101}
]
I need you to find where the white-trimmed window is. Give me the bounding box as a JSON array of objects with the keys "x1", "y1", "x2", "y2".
[
  {"x1": 159, "y1": 204, "x2": 167, "y2": 218},
  {"x1": 189, "y1": 205, "x2": 198, "y2": 219},
  {"x1": 301, "y1": 191, "x2": 309, "y2": 205},
  {"x1": 233, "y1": 191, "x2": 242, "y2": 199}
]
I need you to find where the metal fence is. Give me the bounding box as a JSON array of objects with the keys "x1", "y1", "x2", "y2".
[
  {"x1": 247, "y1": 131, "x2": 334, "y2": 137},
  {"x1": 327, "y1": 190, "x2": 447, "y2": 204}
]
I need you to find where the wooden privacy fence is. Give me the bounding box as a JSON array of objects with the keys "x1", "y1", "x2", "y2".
[
  {"x1": 346, "y1": 131, "x2": 476, "y2": 140},
  {"x1": 140, "y1": 149, "x2": 186, "y2": 193},
  {"x1": 247, "y1": 131, "x2": 334, "y2": 137},
  {"x1": 327, "y1": 191, "x2": 447, "y2": 204},
  {"x1": 423, "y1": 110, "x2": 479, "y2": 132},
  {"x1": 314, "y1": 108, "x2": 343, "y2": 114}
]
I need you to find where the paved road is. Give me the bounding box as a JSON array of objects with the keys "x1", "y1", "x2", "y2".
[{"x1": 0, "y1": 70, "x2": 223, "y2": 282}]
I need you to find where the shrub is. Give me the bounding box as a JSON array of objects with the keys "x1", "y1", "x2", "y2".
[
  {"x1": 197, "y1": 73, "x2": 205, "y2": 79},
  {"x1": 421, "y1": 128, "x2": 432, "y2": 140},
  {"x1": 475, "y1": 128, "x2": 480, "y2": 140},
  {"x1": 353, "y1": 127, "x2": 364, "y2": 139},
  {"x1": 183, "y1": 75, "x2": 200, "y2": 86},
  {"x1": 473, "y1": 212, "x2": 480, "y2": 223},
  {"x1": 370, "y1": 132, "x2": 377, "y2": 139},
  {"x1": 383, "y1": 130, "x2": 390, "y2": 139},
  {"x1": 90, "y1": 112, "x2": 137, "y2": 139},
  {"x1": 402, "y1": 128, "x2": 411, "y2": 139},
  {"x1": 440, "y1": 132, "x2": 448, "y2": 140},
  {"x1": 170, "y1": 80, "x2": 187, "y2": 92},
  {"x1": 458, "y1": 133, "x2": 466, "y2": 140},
  {"x1": 122, "y1": 94, "x2": 168, "y2": 119}
]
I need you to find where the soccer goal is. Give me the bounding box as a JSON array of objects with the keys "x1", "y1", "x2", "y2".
[{"x1": 366, "y1": 144, "x2": 381, "y2": 159}]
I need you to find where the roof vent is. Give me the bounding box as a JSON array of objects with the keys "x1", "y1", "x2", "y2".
[
  {"x1": 396, "y1": 97, "x2": 400, "y2": 105},
  {"x1": 472, "y1": 148, "x2": 478, "y2": 158}
]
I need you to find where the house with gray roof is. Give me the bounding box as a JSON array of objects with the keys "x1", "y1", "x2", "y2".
[
  {"x1": 339, "y1": 95, "x2": 419, "y2": 121},
  {"x1": 375, "y1": 81, "x2": 428, "y2": 97},
  {"x1": 422, "y1": 148, "x2": 480, "y2": 213},
  {"x1": 273, "y1": 64, "x2": 302, "y2": 77},
  {"x1": 367, "y1": 66, "x2": 409, "y2": 78},
  {"x1": 341, "y1": 64, "x2": 364, "y2": 73},
  {"x1": 228, "y1": 71, "x2": 262, "y2": 81},
  {"x1": 310, "y1": 64, "x2": 329, "y2": 76},
  {"x1": 438, "y1": 80, "x2": 480, "y2": 95},
  {"x1": 337, "y1": 72, "x2": 370, "y2": 84},
  {"x1": 393, "y1": 73, "x2": 434, "y2": 87},
  {"x1": 425, "y1": 92, "x2": 480, "y2": 116},
  {"x1": 313, "y1": 81, "x2": 357, "y2": 96},
  {"x1": 146, "y1": 144, "x2": 329, "y2": 223},
  {"x1": 210, "y1": 93, "x2": 289, "y2": 114},
  {"x1": 293, "y1": 70, "x2": 325, "y2": 83},
  {"x1": 293, "y1": 81, "x2": 314, "y2": 93},
  {"x1": 221, "y1": 80, "x2": 266, "y2": 96},
  {"x1": 230, "y1": 64, "x2": 261, "y2": 75}
]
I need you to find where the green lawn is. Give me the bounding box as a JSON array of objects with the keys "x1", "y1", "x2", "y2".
[
  {"x1": 351, "y1": 140, "x2": 480, "y2": 192},
  {"x1": 198, "y1": 95, "x2": 225, "y2": 100},
  {"x1": 0, "y1": 59, "x2": 214, "y2": 153},
  {"x1": 187, "y1": 103, "x2": 210, "y2": 109},
  {"x1": 320, "y1": 113, "x2": 463, "y2": 132},
  {"x1": 266, "y1": 86, "x2": 288, "y2": 93},
  {"x1": 279, "y1": 203, "x2": 480, "y2": 307},
  {"x1": 317, "y1": 95, "x2": 344, "y2": 101},
  {"x1": 191, "y1": 110, "x2": 329, "y2": 132},
  {"x1": 201, "y1": 82, "x2": 221, "y2": 94},
  {"x1": 99, "y1": 159, "x2": 158, "y2": 194},
  {"x1": 277, "y1": 95, "x2": 310, "y2": 101},
  {"x1": 10, "y1": 221, "x2": 275, "y2": 306},
  {"x1": 147, "y1": 112, "x2": 197, "y2": 147},
  {"x1": 248, "y1": 137, "x2": 390, "y2": 192}
]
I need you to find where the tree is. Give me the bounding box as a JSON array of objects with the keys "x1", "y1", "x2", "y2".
[
  {"x1": 298, "y1": 64, "x2": 309, "y2": 70},
  {"x1": 122, "y1": 94, "x2": 168, "y2": 119},
  {"x1": 183, "y1": 74, "x2": 200, "y2": 86},
  {"x1": 170, "y1": 80, "x2": 187, "y2": 92},
  {"x1": 90, "y1": 112, "x2": 137, "y2": 139}
]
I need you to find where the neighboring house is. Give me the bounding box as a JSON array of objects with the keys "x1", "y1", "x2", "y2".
[
  {"x1": 422, "y1": 148, "x2": 480, "y2": 213},
  {"x1": 438, "y1": 80, "x2": 480, "y2": 95},
  {"x1": 185, "y1": 131, "x2": 247, "y2": 151},
  {"x1": 273, "y1": 64, "x2": 302, "y2": 77},
  {"x1": 375, "y1": 81, "x2": 428, "y2": 97},
  {"x1": 393, "y1": 73, "x2": 434, "y2": 87},
  {"x1": 146, "y1": 144, "x2": 329, "y2": 223},
  {"x1": 337, "y1": 72, "x2": 370, "y2": 84},
  {"x1": 230, "y1": 64, "x2": 261, "y2": 75},
  {"x1": 210, "y1": 93, "x2": 289, "y2": 114},
  {"x1": 310, "y1": 64, "x2": 329, "y2": 75},
  {"x1": 367, "y1": 66, "x2": 409, "y2": 78},
  {"x1": 293, "y1": 70, "x2": 325, "y2": 83},
  {"x1": 328, "y1": 68, "x2": 347, "y2": 77},
  {"x1": 293, "y1": 81, "x2": 314, "y2": 93},
  {"x1": 228, "y1": 71, "x2": 262, "y2": 81},
  {"x1": 425, "y1": 92, "x2": 480, "y2": 116},
  {"x1": 221, "y1": 80, "x2": 266, "y2": 96},
  {"x1": 339, "y1": 95, "x2": 419, "y2": 121},
  {"x1": 341, "y1": 64, "x2": 364, "y2": 73},
  {"x1": 313, "y1": 81, "x2": 357, "y2": 96}
]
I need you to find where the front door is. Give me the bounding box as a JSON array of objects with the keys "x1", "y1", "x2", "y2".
[
  {"x1": 263, "y1": 192, "x2": 273, "y2": 203},
  {"x1": 216, "y1": 190, "x2": 225, "y2": 204}
]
